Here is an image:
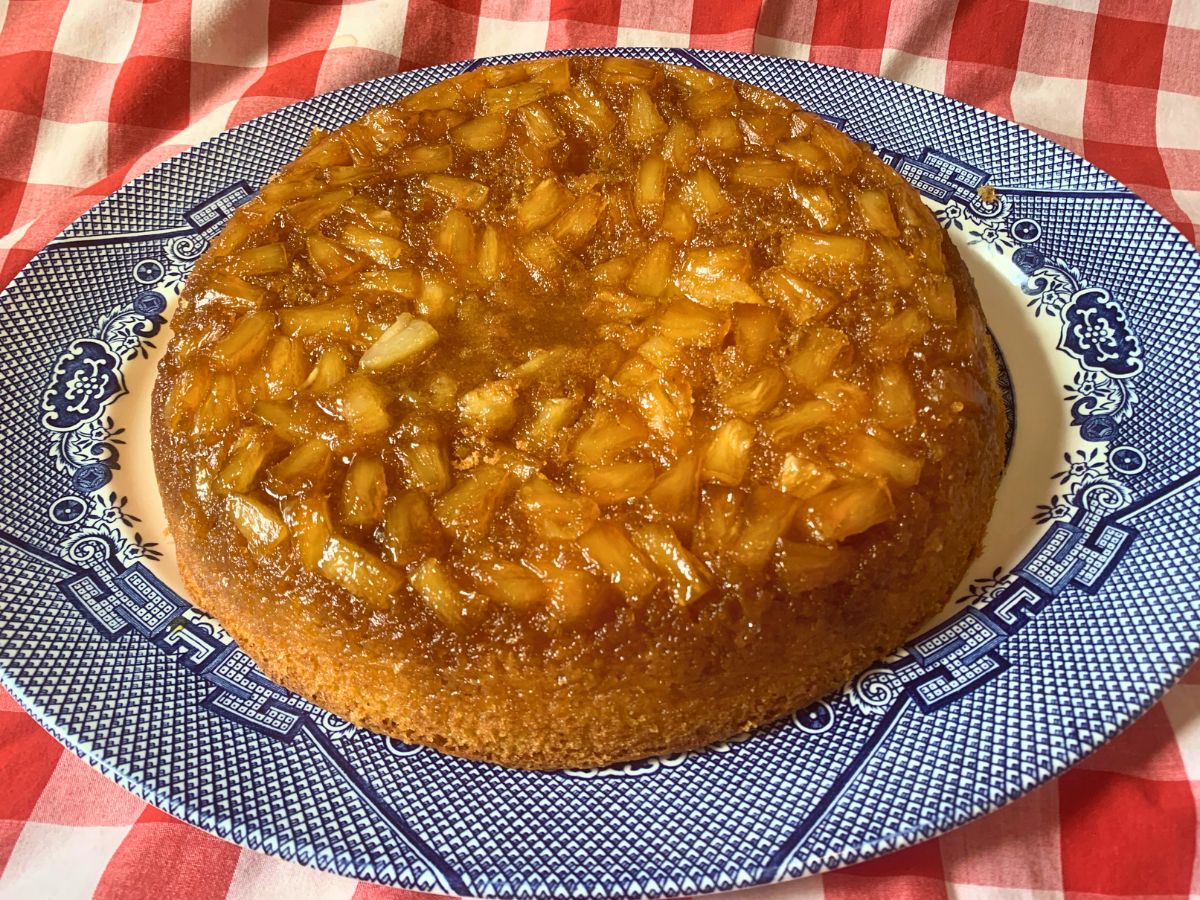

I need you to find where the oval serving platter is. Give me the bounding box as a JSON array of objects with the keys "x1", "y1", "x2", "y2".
[{"x1": 1, "y1": 48, "x2": 1199, "y2": 898}]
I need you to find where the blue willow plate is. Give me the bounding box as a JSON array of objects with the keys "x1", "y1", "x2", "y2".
[{"x1": 1, "y1": 48, "x2": 1198, "y2": 897}]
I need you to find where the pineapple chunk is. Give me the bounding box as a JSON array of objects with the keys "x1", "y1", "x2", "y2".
[
  {"x1": 215, "y1": 428, "x2": 280, "y2": 495},
  {"x1": 226, "y1": 494, "x2": 288, "y2": 551},
  {"x1": 234, "y1": 242, "x2": 288, "y2": 275},
  {"x1": 279, "y1": 302, "x2": 357, "y2": 338},
  {"x1": 212, "y1": 311, "x2": 274, "y2": 370},
  {"x1": 684, "y1": 167, "x2": 732, "y2": 221},
  {"x1": 521, "y1": 395, "x2": 582, "y2": 449},
  {"x1": 556, "y1": 83, "x2": 617, "y2": 133},
  {"x1": 205, "y1": 271, "x2": 266, "y2": 308},
  {"x1": 517, "y1": 474, "x2": 600, "y2": 540},
  {"x1": 165, "y1": 365, "x2": 211, "y2": 432},
  {"x1": 664, "y1": 121, "x2": 696, "y2": 172},
  {"x1": 731, "y1": 487, "x2": 798, "y2": 569},
  {"x1": 355, "y1": 268, "x2": 421, "y2": 298},
  {"x1": 655, "y1": 297, "x2": 730, "y2": 347},
  {"x1": 786, "y1": 326, "x2": 849, "y2": 389},
  {"x1": 731, "y1": 157, "x2": 792, "y2": 189},
  {"x1": 806, "y1": 480, "x2": 895, "y2": 543},
  {"x1": 782, "y1": 232, "x2": 868, "y2": 275},
  {"x1": 341, "y1": 454, "x2": 388, "y2": 526},
  {"x1": 416, "y1": 273, "x2": 457, "y2": 320},
  {"x1": 424, "y1": 174, "x2": 490, "y2": 211},
  {"x1": 397, "y1": 441, "x2": 452, "y2": 493},
  {"x1": 401, "y1": 80, "x2": 462, "y2": 112},
  {"x1": 659, "y1": 197, "x2": 696, "y2": 243},
  {"x1": 545, "y1": 568, "x2": 609, "y2": 625},
  {"x1": 733, "y1": 305, "x2": 781, "y2": 364},
  {"x1": 338, "y1": 373, "x2": 391, "y2": 437},
  {"x1": 775, "y1": 541, "x2": 855, "y2": 593},
  {"x1": 575, "y1": 461, "x2": 656, "y2": 505},
  {"x1": 721, "y1": 368, "x2": 786, "y2": 419},
  {"x1": 282, "y1": 494, "x2": 332, "y2": 570},
  {"x1": 519, "y1": 103, "x2": 564, "y2": 147},
  {"x1": 627, "y1": 240, "x2": 677, "y2": 298},
  {"x1": 857, "y1": 189, "x2": 900, "y2": 236},
  {"x1": 630, "y1": 523, "x2": 714, "y2": 605},
  {"x1": 307, "y1": 234, "x2": 365, "y2": 283},
  {"x1": 476, "y1": 223, "x2": 505, "y2": 280},
  {"x1": 411, "y1": 558, "x2": 477, "y2": 627},
  {"x1": 763, "y1": 400, "x2": 835, "y2": 444},
  {"x1": 698, "y1": 117, "x2": 742, "y2": 152},
  {"x1": 517, "y1": 231, "x2": 565, "y2": 280},
  {"x1": 283, "y1": 189, "x2": 353, "y2": 232},
  {"x1": 875, "y1": 236, "x2": 921, "y2": 289},
  {"x1": 434, "y1": 208, "x2": 476, "y2": 268},
  {"x1": 695, "y1": 486, "x2": 742, "y2": 555},
  {"x1": 433, "y1": 463, "x2": 512, "y2": 540},
  {"x1": 360, "y1": 314, "x2": 439, "y2": 370},
  {"x1": 527, "y1": 57, "x2": 571, "y2": 92},
  {"x1": 685, "y1": 82, "x2": 737, "y2": 119},
  {"x1": 473, "y1": 558, "x2": 544, "y2": 609},
  {"x1": 263, "y1": 336, "x2": 308, "y2": 398},
  {"x1": 794, "y1": 185, "x2": 840, "y2": 231},
  {"x1": 580, "y1": 522, "x2": 659, "y2": 600},
  {"x1": 841, "y1": 433, "x2": 923, "y2": 487},
  {"x1": 874, "y1": 308, "x2": 931, "y2": 360},
  {"x1": 269, "y1": 438, "x2": 333, "y2": 492},
  {"x1": 701, "y1": 418, "x2": 756, "y2": 485},
  {"x1": 758, "y1": 267, "x2": 840, "y2": 325},
  {"x1": 646, "y1": 452, "x2": 701, "y2": 525},
  {"x1": 551, "y1": 193, "x2": 605, "y2": 249},
  {"x1": 920, "y1": 275, "x2": 958, "y2": 325},
  {"x1": 777, "y1": 452, "x2": 837, "y2": 499},
  {"x1": 572, "y1": 406, "x2": 650, "y2": 465},
  {"x1": 252, "y1": 397, "x2": 330, "y2": 444},
  {"x1": 634, "y1": 155, "x2": 666, "y2": 221},
  {"x1": 194, "y1": 373, "x2": 239, "y2": 433},
  {"x1": 304, "y1": 346, "x2": 352, "y2": 394},
  {"x1": 875, "y1": 364, "x2": 917, "y2": 429},
  {"x1": 599, "y1": 57, "x2": 659, "y2": 85},
  {"x1": 458, "y1": 379, "x2": 519, "y2": 436},
  {"x1": 451, "y1": 114, "x2": 508, "y2": 151},
  {"x1": 340, "y1": 223, "x2": 408, "y2": 265},
  {"x1": 393, "y1": 144, "x2": 453, "y2": 176},
  {"x1": 484, "y1": 80, "x2": 547, "y2": 112},
  {"x1": 675, "y1": 246, "x2": 764, "y2": 307},
  {"x1": 810, "y1": 123, "x2": 862, "y2": 173},
  {"x1": 626, "y1": 88, "x2": 667, "y2": 143}
]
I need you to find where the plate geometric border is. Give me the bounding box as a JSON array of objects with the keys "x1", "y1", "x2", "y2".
[{"x1": 1, "y1": 48, "x2": 1198, "y2": 897}]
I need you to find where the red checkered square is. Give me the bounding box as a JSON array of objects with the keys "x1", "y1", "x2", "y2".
[
  {"x1": 0, "y1": 52, "x2": 54, "y2": 116},
  {"x1": 825, "y1": 838, "x2": 948, "y2": 899},
  {"x1": 1088, "y1": 13, "x2": 1167, "y2": 88},
  {"x1": 1019, "y1": 4, "x2": 1097, "y2": 78},
  {"x1": 403, "y1": 0, "x2": 485, "y2": 65},
  {"x1": 1059, "y1": 769, "x2": 1196, "y2": 895},
  {"x1": 0, "y1": 712, "x2": 63, "y2": 820}
]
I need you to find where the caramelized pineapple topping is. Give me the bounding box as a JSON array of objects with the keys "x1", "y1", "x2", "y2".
[{"x1": 160, "y1": 56, "x2": 988, "y2": 634}]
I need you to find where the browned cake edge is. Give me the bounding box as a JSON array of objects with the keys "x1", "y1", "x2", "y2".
[{"x1": 150, "y1": 228, "x2": 1005, "y2": 771}]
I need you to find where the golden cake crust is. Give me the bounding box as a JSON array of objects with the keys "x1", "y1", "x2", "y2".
[{"x1": 151, "y1": 57, "x2": 1005, "y2": 769}]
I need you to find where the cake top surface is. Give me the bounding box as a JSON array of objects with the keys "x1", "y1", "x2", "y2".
[{"x1": 157, "y1": 55, "x2": 991, "y2": 640}]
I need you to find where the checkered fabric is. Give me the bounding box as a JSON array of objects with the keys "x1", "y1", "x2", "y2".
[{"x1": 0, "y1": 1, "x2": 1197, "y2": 897}]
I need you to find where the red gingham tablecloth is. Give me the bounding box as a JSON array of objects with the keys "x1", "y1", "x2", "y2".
[{"x1": 2, "y1": 2, "x2": 1199, "y2": 897}]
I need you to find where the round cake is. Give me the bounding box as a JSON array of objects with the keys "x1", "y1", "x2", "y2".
[{"x1": 151, "y1": 56, "x2": 1005, "y2": 770}]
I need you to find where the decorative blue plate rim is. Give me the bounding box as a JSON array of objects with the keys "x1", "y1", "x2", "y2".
[{"x1": 0, "y1": 48, "x2": 1198, "y2": 898}]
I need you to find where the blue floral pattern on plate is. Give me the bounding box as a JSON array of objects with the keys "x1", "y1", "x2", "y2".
[{"x1": 0, "y1": 49, "x2": 1198, "y2": 898}]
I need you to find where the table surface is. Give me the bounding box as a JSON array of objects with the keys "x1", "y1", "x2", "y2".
[{"x1": 1, "y1": 1, "x2": 1198, "y2": 898}]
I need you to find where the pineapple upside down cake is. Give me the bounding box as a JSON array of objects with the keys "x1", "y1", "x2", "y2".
[{"x1": 152, "y1": 56, "x2": 1005, "y2": 769}]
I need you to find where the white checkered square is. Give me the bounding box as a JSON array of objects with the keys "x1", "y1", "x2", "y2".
[
  {"x1": 880, "y1": 48, "x2": 948, "y2": 94},
  {"x1": 52, "y1": 0, "x2": 141, "y2": 64},
  {"x1": 190, "y1": 1, "x2": 269, "y2": 68},
  {"x1": 0, "y1": 822, "x2": 131, "y2": 898},
  {"x1": 331, "y1": 0, "x2": 409, "y2": 57},
  {"x1": 1157, "y1": 91, "x2": 1200, "y2": 149},
  {"x1": 1010, "y1": 70, "x2": 1086, "y2": 139},
  {"x1": 474, "y1": 16, "x2": 551, "y2": 59},
  {"x1": 27, "y1": 118, "x2": 107, "y2": 187}
]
